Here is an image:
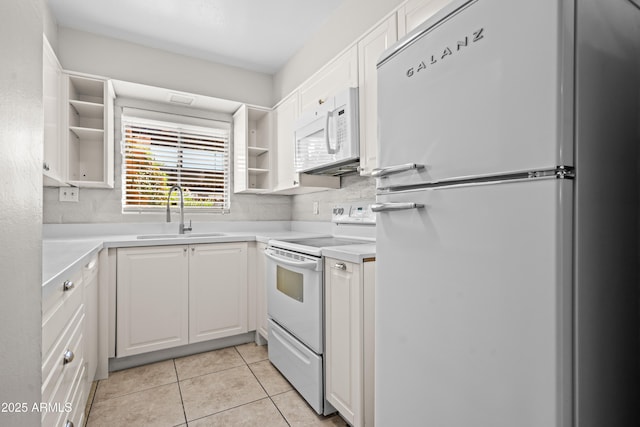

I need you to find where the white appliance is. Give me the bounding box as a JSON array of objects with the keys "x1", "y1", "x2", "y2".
[
  {"x1": 294, "y1": 87, "x2": 359, "y2": 175},
  {"x1": 373, "y1": 0, "x2": 640, "y2": 426},
  {"x1": 265, "y1": 204, "x2": 375, "y2": 415}
]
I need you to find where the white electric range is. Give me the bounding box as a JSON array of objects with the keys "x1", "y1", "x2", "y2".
[{"x1": 265, "y1": 203, "x2": 375, "y2": 415}]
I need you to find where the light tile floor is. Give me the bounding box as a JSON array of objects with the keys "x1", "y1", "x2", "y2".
[{"x1": 85, "y1": 343, "x2": 348, "y2": 426}]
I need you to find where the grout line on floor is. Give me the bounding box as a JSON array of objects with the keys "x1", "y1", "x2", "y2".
[
  {"x1": 245, "y1": 357, "x2": 292, "y2": 426},
  {"x1": 83, "y1": 380, "x2": 98, "y2": 426},
  {"x1": 89, "y1": 377, "x2": 180, "y2": 403},
  {"x1": 173, "y1": 359, "x2": 189, "y2": 426}
]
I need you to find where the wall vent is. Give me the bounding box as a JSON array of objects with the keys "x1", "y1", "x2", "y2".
[{"x1": 168, "y1": 93, "x2": 195, "y2": 106}]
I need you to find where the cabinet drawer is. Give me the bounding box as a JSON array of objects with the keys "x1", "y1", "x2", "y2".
[
  {"x1": 42, "y1": 309, "x2": 85, "y2": 405},
  {"x1": 43, "y1": 268, "x2": 84, "y2": 356},
  {"x1": 268, "y1": 319, "x2": 323, "y2": 413},
  {"x1": 43, "y1": 360, "x2": 86, "y2": 427}
]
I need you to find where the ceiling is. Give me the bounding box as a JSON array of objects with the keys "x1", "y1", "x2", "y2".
[{"x1": 47, "y1": 0, "x2": 345, "y2": 74}]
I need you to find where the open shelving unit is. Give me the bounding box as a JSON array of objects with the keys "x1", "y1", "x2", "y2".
[
  {"x1": 65, "y1": 73, "x2": 114, "y2": 188},
  {"x1": 233, "y1": 105, "x2": 272, "y2": 193}
]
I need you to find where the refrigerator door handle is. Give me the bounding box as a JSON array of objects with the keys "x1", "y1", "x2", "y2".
[
  {"x1": 371, "y1": 163, "x2": 424, "y2": 178},
  {"x1": 371, "y1": 202, "x2": 425, "y2": 212}
]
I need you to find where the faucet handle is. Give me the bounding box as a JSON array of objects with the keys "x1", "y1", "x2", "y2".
[{"x1": 184, "y1": 220, "x2": 192, "y2": 233}]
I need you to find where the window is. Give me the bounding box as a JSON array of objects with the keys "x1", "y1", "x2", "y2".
[{"x1": 121, "y1": 109, "x2": 230, "y2": 213}]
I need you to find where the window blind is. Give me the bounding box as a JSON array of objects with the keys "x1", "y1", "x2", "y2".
[{"x1": 121, "y1": 112, "x2": 230, "y2": 213}]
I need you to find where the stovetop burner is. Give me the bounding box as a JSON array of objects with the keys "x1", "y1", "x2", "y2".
[{"x1": 280, "y1": 237, "x2": 369, "y2": 249}]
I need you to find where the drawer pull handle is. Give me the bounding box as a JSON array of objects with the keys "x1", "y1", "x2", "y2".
[
  {"x1": 65, "y1": 420, "x2": 74, "y2": 427},
  {"x1": 63, "y1": 349, "x2": 75, "y2": 365},
  {"x1": 334, "y1": 263, "x2": 347, "y2": 271},
  {"x1": 63, "y1": 280, "x2": 74, "y2": 291}
]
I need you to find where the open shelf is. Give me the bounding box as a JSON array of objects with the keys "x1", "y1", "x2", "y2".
[
  {"x1": 69, "y1": 126, "x2": 104, "y2": 140},
  {"x1": 248, "y1": 146, "x2": 269, "y2": 156},
  {"x1": 65, "y1": 73, "x2": 114, "y2": 188},
  {"x1": 233, "y1": 105, "x2": 272, "y2": 193},
  {"x1": 248, "y1": 168, "x2": 269, "y2": 175},
  {"x1": 69, "y1": 100, "x2": 104, "y2": 118}
]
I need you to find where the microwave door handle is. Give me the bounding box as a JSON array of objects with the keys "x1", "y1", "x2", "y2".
[
  {"x1": 325, "y1": 109, "x2": 337, "y2": 154},
  {"x1": 265, "y1": 249, "x2": 318, "y2": 270}
]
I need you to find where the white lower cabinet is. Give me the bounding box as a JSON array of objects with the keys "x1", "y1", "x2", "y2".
[
  {"x1": 83, "y1": 254, "x2": 99, "y2": 390},
  {"x1": 325, "y1": 257, "x2": 376, "y2": 427},
  {"x1": 42, "y1": 255, "x2": 94, "y2": 427},
  {"x1": 116, "y1": 243, "x2": 248, "y2": 357},
  {"x1": 189, "y1": 243, "x2": 248, "y2": 343},
  {"x1": 255, "y1": 242, "x2": 269, "y2": 341}
]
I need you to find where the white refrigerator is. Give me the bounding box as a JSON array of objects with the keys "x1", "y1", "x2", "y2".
[{"x1": 373, "y1": 0, "x2": 640, "y2": 426}]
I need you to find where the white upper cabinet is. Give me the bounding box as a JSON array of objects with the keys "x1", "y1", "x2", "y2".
[
  {"x1": 357, "y1": 14, "x2": 398, "y2": 176},
  {"x1": 64, "y1": 72, "x2": 115, "y2": 188},
  {"x1": 43, "y1": 36, "x2": 66, "y2": 186},
  {"x1": 298, "y1": 45, "x2": 359, "y2": 114},
  {"x1": 273, "y1": 92, "x2": 299, "y2": 192},
  {"x1": 233, "y1": 105, "x2": 273, "y2": 193},
  {"x1": 397, "y1": 0, "x2": 453, "y2": 37}
]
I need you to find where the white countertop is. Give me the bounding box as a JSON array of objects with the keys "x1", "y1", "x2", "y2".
[
  {"x1": 42, "y1": 229, "x2": 331, "y2": 287},
  {"x1": 42, "y1": 239, "x2": 103, "y2": 289},
  {"x1": 322, "y1": 243, "x2": 376, "y2": 264},
  {"x1": 43, "y1": 222, "x2": 376, "y2": 289}
]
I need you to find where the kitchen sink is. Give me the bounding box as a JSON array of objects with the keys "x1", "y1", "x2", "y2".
[{"x1": 136, "y1": 232, "x2": 227, "y2": 240}]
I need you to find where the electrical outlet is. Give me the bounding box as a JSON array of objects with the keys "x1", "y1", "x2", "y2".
[
  {"x1": 313, "y1": 201, "x2": 319, "y2": 215},
  {"x1": 59, "y1": 187, "x2": 79, "y2": 202}
]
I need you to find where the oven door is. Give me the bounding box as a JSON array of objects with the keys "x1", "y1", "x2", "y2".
[{"x1": 265, "y1": 247, "x2": 323, "y2": 353}]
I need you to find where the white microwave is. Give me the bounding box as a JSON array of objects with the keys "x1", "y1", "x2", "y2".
[{"x1": 294, "y1": 87, "x2": 359, "y2": 175}]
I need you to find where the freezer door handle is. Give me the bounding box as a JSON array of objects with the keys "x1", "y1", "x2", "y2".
[
  {"x1": 371, "y1": 202, "x2": 424, "y2": 212},
  {"x1": 371, "y1": 163, "x2": 424, "y2": 178}
]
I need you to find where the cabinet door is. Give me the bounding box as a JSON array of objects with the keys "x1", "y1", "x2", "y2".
[
  {"x1": 189, "y1": 243, "x2": 248, "y2": 343},
  {"x1": 357, "y1": 15, "x2": 398, "y2": 176},
  {"x1": 273, "y1": 93, "x2": 300, "y2": 192},
  {"x1": 233, "y1": 104, "x2": 249, "y2": 193},
  {"x1": 298, "y1": 45, "x2": 359, "y2": 114},
  {"x1": 398, "y1": 0, "x2": 453, "y2": 37},
  {"x1": 325, "y1": 258, "x2": 362, "y2": 426},
  {"x1": 43, "y1": 36, "x2": 65, "y2": 185},
  {"x1": 116, "y1": 246, "x2": 189, "y2": 357},
  {"x1": 83, "y1": 254, "x2": 99, "y2": 388},
  {"x1": 255, "y1": 242, "x2": 268, "y2": 340}
]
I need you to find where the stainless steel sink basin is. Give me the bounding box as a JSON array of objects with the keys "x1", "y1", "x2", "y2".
[
  {"x1": 136, "y1": 232, "x2": 227, "y2": 240},
  {"x1": 187, "y1": 232, "x2": 227, "y2": 238}
]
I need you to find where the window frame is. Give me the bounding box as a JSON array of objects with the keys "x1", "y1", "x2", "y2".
[{"x1": 120, "y1": 108, "x2": 231, "y2": 214}]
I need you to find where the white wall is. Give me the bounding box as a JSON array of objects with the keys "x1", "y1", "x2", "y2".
[
  {"x1": 273, "y1": 0, "x2": 405, "y2": 100},
  {"x1": 58, "y1": 27, "x2": 274, "y2": 107},
  {"x1": 0, "y1": 1, "x2": 43, "y2": 425},
  {"x1": 292, "y1": 175, "x2": 376, "y2": 221},
  {"x1": 43, "y1": 0, "x2": 58, "y2": 51}
]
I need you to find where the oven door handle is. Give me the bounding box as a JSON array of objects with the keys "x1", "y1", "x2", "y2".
[{"x1": 265, "y1": 249, "x2": 319, "y2": 270}]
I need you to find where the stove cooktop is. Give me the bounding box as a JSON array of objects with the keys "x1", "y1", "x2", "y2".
[
  {"x1": 268, "y1": 236, "x2": 374, "y2": 257},
  {"x1": 280, "y1": 237, "x2": 370, "y2": 249}
]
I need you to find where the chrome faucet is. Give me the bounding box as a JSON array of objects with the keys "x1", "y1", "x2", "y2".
[{"x1": 166, "y1": 185, "x2": 192, "y2": 234}]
